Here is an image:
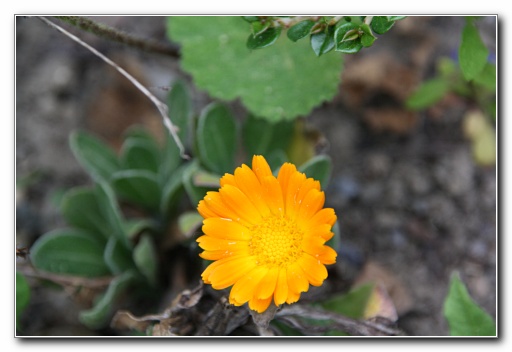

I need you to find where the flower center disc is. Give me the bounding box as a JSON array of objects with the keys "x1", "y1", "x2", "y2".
[{"x1": 249, "y1": 215, "x2": 304, "y2": 268}]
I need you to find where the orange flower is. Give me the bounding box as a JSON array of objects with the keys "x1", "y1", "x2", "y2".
[{"x1": 197, "y1": 155, "x2": 337, "y2": 313}]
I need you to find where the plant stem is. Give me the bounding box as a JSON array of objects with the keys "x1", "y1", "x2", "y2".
[{"x1": 54, "y1": 16, "x2": 180, "y2": 58}]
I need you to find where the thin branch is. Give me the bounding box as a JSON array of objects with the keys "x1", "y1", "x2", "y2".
[
  {"x1": 17, "y1": 264, "x2": 113, "y2": 289},
  {"x1": 37, "y1": 16, "x2": 189, "y2": 160},
  {"x1": 276, "y1": 304, "x2": 404, "y2": 336},
  {"x1": 54, "y1": 16, "x2": 180, "y2": 58}
]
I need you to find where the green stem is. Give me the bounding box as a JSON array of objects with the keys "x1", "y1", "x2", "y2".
[{"x1": 54, "y1": 16, "x2": 179, "y2": 58}]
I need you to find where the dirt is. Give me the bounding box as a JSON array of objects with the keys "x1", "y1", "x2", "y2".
[{"x1": 15, "y1": 16, "x2": 496, "y2": 337}]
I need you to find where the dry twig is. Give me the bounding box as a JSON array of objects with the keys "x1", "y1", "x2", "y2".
[{"x1": 37, "y1": 16, "x2": 189, "y2": 160}]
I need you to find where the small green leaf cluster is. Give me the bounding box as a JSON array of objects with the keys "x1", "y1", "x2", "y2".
[
  {"x1": 244, "y1": 16, "x2": 407, "y2": 55},
  {"x1": 28, "y1": 79, "x2": 333, "y2": 330},
  {"x1": 406, "y1": 17, "x2": 496, "y2": 120}
]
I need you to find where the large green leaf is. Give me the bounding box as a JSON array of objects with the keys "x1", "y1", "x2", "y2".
[
  {"x1": 459, "y1": 20, "x2": 489, "y2": 81},
  {"x1": 30, "y1": 228, "x2": 111, "y2": 277},
  {"x1": 79, "y1": 270, "x2": 137, "y2": 329},
  {"x1": 196, "y1": 103, "x2": 237, "y2": 175},
  {"x1": 69, "y1": 131, "x2": 120, "y2": 183},
  {"x1": 167, "y1": 16, "x2": 342, "y2": 121},
  {"x1": 443, "y1": 273, "x2": 496, "y2": 336}
]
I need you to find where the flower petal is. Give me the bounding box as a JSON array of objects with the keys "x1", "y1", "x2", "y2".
[
  {"x1": 274, "y1": 268, "x2": 289, "y2": 306},
  {"x1": 197, "y1": 236, "x2": 248, "y2": 251},
  {"x1": 260, "y1": 176, "x2": 284, "y2": 216},
  {"x1": 203, "y1": 255, "x2": 258, "y2": 289},
  {"x1": 202, "y1": 218, "x2": 252, "y2": 241},
  {"x1": 202, "y1": 192, "x2": 251, "y2": 227},
  {"x1": 198, "y1": 200, "x2": 218, "y2": 219},
  {"x1": 219, "y1": 184, "x2": 262, "y2": 225},
  {"x1": 248, "y1": 296, "x2": 273, "y2": 313},
  {"x1": 234, "y1": 164, "x2": 271, "y2": 218},
  {"x1": 229, "y1": 265, "x2": 270, "y2": 305},
  {"x1": 301, "y1": 208, "x2": 337, "y2": 230},
  {"x1": 286, "y1": 263, "x2": 309, "y2": 295},
  {"x1": 317, "y1": 246, "x2": 337, "y2": 265},
  {"x1": 220, "y1": 173, "x2": 237, "y2": 187},
  {"x1": 254, "y1": 266, "x2": 279, "y2": 299},
  {"x1": 252, "y1": 155, "x2": 273, "y2": 182},
  {"x1": 297, "y1": 253, "x2": 328, "y2": 287},
  {"x1": 199, "y1": 248, "x2": 249, "y2": 261},
  {"x1": 297, "y1": 189, "x2": 325, "y2": 220}
]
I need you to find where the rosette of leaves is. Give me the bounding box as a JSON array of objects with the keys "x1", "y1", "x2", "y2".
[{"x1": 29, "y1": 80, "x2": 335, "y2": 330}]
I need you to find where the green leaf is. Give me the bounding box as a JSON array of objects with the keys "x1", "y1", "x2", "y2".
[
  {"x1": 95, "y1": 182, "x2": 129, "y2": 248},
  {"x1": 182, "y1": 160, "x2": 214, "y2": 206},
  {"x1": 16, "y1": 272, "x2": 30, "y2": 329},
  {"x1": 196, "y1": 103, "x2": 237, "y2": 175},
  {"x1": 123, "y1": 218, "x2": 157, "y2": 240},
  {"x1": 79, "y1": 270, "x2": 137, "y2": 329},
  {"x1": 335, "y1": 23, "x2": 363, "y2": 53},
  {"x1": 111, "y1": 170, "x2": 161, "y2": 212},
  {"x1": 473, "y1": 62, "x2": 496, "y2": 91},
  {"x1": 133, "y1": 234, "x2": 158, "y2": 286},
  {"x1": 104, "y1": 237, "x2": 134, "y2": 275},
  {"x1": 121, "y1": 138, "x2": 160, "y2": 174},
  {"x1": 160, "y1": 163, "x2": 187, "y2": 217},
  {"x1": 60, "y1": 187, "x2": 110, "y2": 242},
  {"x1": 310, "y1": 26, "x2": 335, "y2": 56},
  {"x1": 167, "y1": 80, "x2": 193, "y2": 151},
  {"x1": 459, "y1": 22, "x2": 489, "y2": 81},
  {"x1": 443, "y1": 273, "x2": 496, "y2": 336},
  {"x1": 370, "y1": 16, "x2": 395, "y2": 34},
  {"x1": 267, "y1": 149, "x2": 289, "y2": 174},
  {"x1": 387, "y1": 16, "x2": 407, "y2": 21},
  {"x1": 193, "y1": 169, "x2": 221, "y2": 188},
  {"x1": 30, "y1": 228, "x2": 111, "y2": 277},
  {"x1": 242, "y1": 114, "x2": 294, "y2": 160},
  {"x1": 287, "y1": 20, "x2": 315, "y2": 42},
  {"x1": 406, "y1": 77, "x2": 451, "y2": 110},
  {"x1": 361, "y1": 33, "x2": 376, "y2": 47},
  {"x1": 247, "y1": 27, "x2": 282, "y2": 49},
  {"x1": 168, "y1": 16, "x2": 342, "y2": 121},
  {"x1": 69, "y1": 131, "x2": 120, "y2": 183},
  {"x1": 320, "y1": 283, "x2": 375, "y2": 319},
  {"x1": 298, "y1": 155, "x2": 332, "y2": 189},
  {"x1": 178, "y1": 211, "x2": 204, "y2": 239},
  {"x1": 242, "y1": 16, "x2": 259, "y2": 23}
]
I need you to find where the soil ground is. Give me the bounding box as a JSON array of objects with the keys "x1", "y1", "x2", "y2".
[{"x1": 15, "y1": 16, "x2": 497, "y2": 337}]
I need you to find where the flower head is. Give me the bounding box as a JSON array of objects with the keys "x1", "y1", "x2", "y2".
[{"x1": 197, "y1": 155, "x2": 337, "y2": 313}]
